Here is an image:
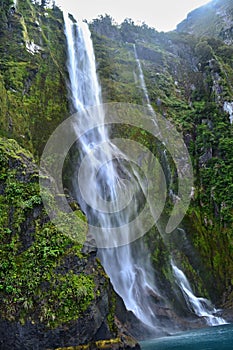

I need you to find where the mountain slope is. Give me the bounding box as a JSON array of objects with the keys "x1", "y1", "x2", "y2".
[{"x1": 177, "y1": 0, "x2": 233, "y2": 44}]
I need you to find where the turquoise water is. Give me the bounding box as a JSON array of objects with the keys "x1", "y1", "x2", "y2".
[{"x1": 140, "y1": 324, "x2": 233, "y2": 349}]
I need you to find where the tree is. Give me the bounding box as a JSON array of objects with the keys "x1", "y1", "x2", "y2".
[{"x1": 195, "y1": 40, "x2": 214, "y2": 65}]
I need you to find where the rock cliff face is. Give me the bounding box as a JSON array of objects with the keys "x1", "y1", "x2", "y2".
[
  {"x1": 0, "y1": 0, "x2": 233, "y2": 348},
  {"x1": 0, "y1": 137, "x2": 140, "y2": 349},
  {"x1": 177, "y1": 0, "x2": 233, "y2": 44},
  {"x1": 0, "y1": 0, "x2": 69, "y2": 157},
  {"x1": 0, "y1": 2, "x2": 140, "y2": 348}
]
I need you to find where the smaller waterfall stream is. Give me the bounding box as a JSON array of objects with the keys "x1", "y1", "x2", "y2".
[
  {"x1": 171, "y1": 261, "x2": 227, "y2": 326},
  {"x1": 133, "y1": 44, "x2": 154, "y2": 115},
  {"x1": 133, "y1": 44, "x2": 227, "y2": 328},
  {"x1": 223, "y1": 101, "x2": 233, "y2": 124}
]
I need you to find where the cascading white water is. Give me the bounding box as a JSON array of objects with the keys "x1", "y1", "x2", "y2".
[
  {"x1": 133, "y1": 44, "x2": 154, "y2": 115},
  {"x1": 171, "y1": 261, "x2": 227, "y2": 326},
  {"x1": 223, "y1": 101, "x2": 233, "y2": 124},
  {"x1": 64, "y1": 16, "x2": 102, "y2": 112},
  {"x1": 133, "y1": 44, "x2": 227, "y2": 328},
  {"x1": 64, "y1": 14, "x2": 162, "y2": 329},
  {"x1": 63, "y1": 10, "x2": 228, "y2": 331}
]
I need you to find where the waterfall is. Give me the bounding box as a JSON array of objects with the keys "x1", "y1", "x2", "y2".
[
  {"x1": 133, "y1": 44, "x2": 154, "y2": 114},
  {"x1": 62, "y1": 10, "x2": 228, "y2": 332},
  {"x1": 63, "y1": 14, "x2": 163, "y2": 329},
  {"x1": 223, "y1": 101, "x2": 233, "y2": 124},
  {"x1": 64, "y1": 15, "x2": 102, "y2": 113},
  {"x1": 133, "y1": 44, "x2": 227, "y2": 327},
  {"x1": 171, "y1": 261, "x2": 227, "y2": 326}
]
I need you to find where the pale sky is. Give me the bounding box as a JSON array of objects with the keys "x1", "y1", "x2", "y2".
[{"x1": 56, "y1": 0, "x2": 211, "y2": 32}]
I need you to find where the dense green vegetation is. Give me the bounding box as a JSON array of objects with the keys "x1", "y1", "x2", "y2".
[
  {"x1": 0, "y1": 137, "x2": 97, "y2": 327},
  {"x1": 0, "y1": 0, "x2": 69, "y2": 157}
]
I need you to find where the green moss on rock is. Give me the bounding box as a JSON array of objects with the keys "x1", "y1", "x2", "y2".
[
  {"x1": 0, "y1": 137, "x2": 93, "y2": 327},
  {"x1": 0, "y1": 0, "x2": 69, "y2": 157}
]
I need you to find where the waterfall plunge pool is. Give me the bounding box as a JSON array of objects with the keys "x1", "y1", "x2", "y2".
[{"x1": 140, "y1": 323, "x2": 233, "y2": 349}]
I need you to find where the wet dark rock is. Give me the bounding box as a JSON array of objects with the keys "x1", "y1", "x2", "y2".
[
  {"x1": 136, "y1": 45, "x2": 164, "y2": 64},
  {"x1": 199, "y1": 148, "x2": 213, "y2": 166}
]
